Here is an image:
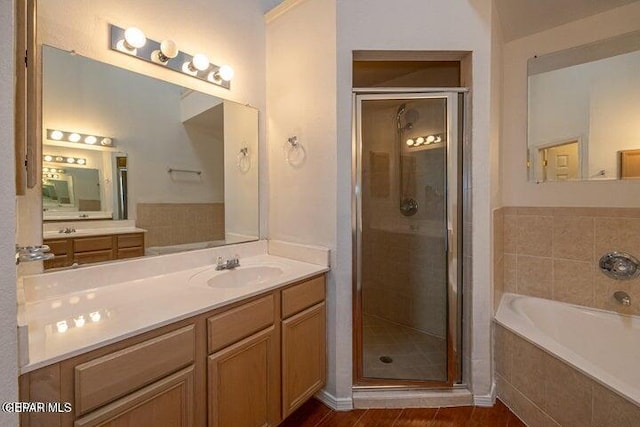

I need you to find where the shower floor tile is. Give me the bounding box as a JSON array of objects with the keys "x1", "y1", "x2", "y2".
[{"x1": 362, "y1": 314, "x2": 447, "y2": 382}]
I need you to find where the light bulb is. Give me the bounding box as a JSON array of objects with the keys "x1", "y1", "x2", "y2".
[
  {"x1": 50, "y1": 130, "x2": 64, "y2": 140},
  {"x1": 43, "y1": 167, "x2": 49, "y2": 172},
  {"x1": 434, "y1": 136, "x2": 442, "y2": 143},
  {"x1": 406, "y1": 139, "x2": 415, "y2": 146},
  {"x1": 74, "y1": 316, "x2": 85, "y2": 328},
  {"x1": 53, "y1": 174, "x2": 59, "y2": 178},
  {"x1": 56, "y1": 321, "x2": 68, "y2": 333},
  {"x1": 426, "y1": 135, "x2": 436, "y2": 144},
  {"x1": 160, "y1": 40, "x2": 178, "y2": 59},
  {"x1": 55, "y1": 156, "x2": 63, "y2": 162},
  {"x1": 84, "y1": 135, "x2": 97, "y2": 145},
  {"x1": 68, "y1": 133, "x2": 81, "y2": 142},
  {"x1": 76, "y1": 159, "x2": 86, "y2": 165},
  {"x1": 124, "y1": 27, "x2": 146, "y2": 49},
  {"x1": 89, "y1": 311, "x2": 101, "y2": 322},
  {"x1": 191, "y1": 53, "x2": 210, "y2": 71},
  {"x1": 67, "y1": 158, "x2": 76, "y2": 164},
  {"x1": 44, "y1": 155, "x2": 53, "y2": 162},
  {"x1": 217, "y1": 65, "x2": 234, "y2": 81},
  {"x1": 416, "y1": 137, "x2": 425, "y2": 145},
  {"x1": 100, "y1": 137, "x2": 113, "y2": 146}
]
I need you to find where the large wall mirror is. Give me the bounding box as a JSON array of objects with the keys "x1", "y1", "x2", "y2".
[
  {"x1": 527, "y1": 31, "x2": 640, "y2": 182},
  {"x1": 42, "y1": 45, "x2": 259, "y2": 261}
]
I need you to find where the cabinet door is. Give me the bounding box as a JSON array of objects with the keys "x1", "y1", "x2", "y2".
[
  {"x1": 208, "y1": 326, "x2": 279, "y2": 427},
  {"x1": 74, "y1": 366, "x2": 194, "y2": 427},
  {"x1": 282, "y1": 302, "x2": 326, "y2": 417}
]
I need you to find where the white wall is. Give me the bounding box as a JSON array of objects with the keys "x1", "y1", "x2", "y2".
[
  {"x1": 266, "y1": 0, "x2": 339, "y2": 398},
  {"x1": 267, "y1": 0, "x2": 496, "y2": 402},
  {"x1": 0, "y1": 0, "x2": 19, "y2": 423},
  {"x1": 337, "y1": 0, "x2": 496, "y2": 400},
  {"x1": 501, "y1": 2, "x2": 640, "y2": 207},
  {"x1": 224, "y1": 102, "x2": 260, "y2": 240}
]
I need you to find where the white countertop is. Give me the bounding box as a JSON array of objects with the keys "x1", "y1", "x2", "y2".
[{"x1": 18, "y1": 241, "x2": 329, "y2": 374}]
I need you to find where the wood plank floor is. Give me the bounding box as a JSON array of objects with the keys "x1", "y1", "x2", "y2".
[{"x1": 280, "y1": 398, "x2": 526, "y2": 427}]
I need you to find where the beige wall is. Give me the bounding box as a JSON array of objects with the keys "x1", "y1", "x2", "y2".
[
  {"x1": 0, "y1": 0, "x2": 19, "y2": 423},
  {"x1": 501, "y1": 2, "x2": 640, "y2": 207},
  {"x1": 495, "y1": 324, "x2": 640, "y2": 426},
  {"x1": 494, "y1": 206, "x2": 640, "y2": 316},
  {"x1": 266, "y1": 0, "x2": 340, "y2": 400}
]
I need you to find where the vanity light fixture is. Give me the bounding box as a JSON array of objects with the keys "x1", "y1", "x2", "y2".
[
  {"x1": 109, "y1": 24, "x2": 233, "y2": 89},
  {"x1": 43, "y1": 154, "x2": 87, "y2": 166},
  {"x1": 46, "y1": 129, "x2": 116, "y2": 147}
]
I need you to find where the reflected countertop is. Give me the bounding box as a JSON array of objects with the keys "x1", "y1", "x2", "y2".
[
  {"x1": 43, "y1": 219, "x2": 147, "y2": 239},
  {"x1": 17, "y1": 241, "x2": 330, "y2": 374}
]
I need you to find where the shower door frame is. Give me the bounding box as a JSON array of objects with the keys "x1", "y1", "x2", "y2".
[{"x1": 352, "y1": 89, "x2": 464, "y2": 389}]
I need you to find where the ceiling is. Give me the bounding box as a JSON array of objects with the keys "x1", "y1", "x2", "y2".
[
  {"x1": 495, "y1": 0, "x2": 640, "y2": 42},
  {"x1": 262, "y1": 0, "x2": 639, "y2": 42}
]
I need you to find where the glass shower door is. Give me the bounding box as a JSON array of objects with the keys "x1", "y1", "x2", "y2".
[{"x1": 354, "y1": 93, "x2": 459, "y2": 385}]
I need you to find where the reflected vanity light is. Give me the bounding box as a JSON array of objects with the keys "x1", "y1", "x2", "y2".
[
  {"x1": 109, "y1": 24, "x2": 233, "y2": 90},
  {"x1": 46, "y1": 129, "x2": 115, "y2": 147},
  {"x1": 43, "y1": 154, "x2": 87, "y2": 166},
  {"x1": 406, "y1": 134, "x2": 444, "y2": 148}
]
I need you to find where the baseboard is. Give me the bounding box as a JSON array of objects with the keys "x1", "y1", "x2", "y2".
[
  {"x1": 315, "y1": 389, "x2": 354, "y2": 411},
  {"x1": 473, "y1": 381, "x2": 496, "y2": 407}
]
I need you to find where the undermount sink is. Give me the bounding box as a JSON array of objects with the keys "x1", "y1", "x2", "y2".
[{"x1": 190, "y1": 264, "x2": 285, "y2": 289}]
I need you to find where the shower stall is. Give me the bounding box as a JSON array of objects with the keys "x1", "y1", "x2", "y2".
[{"x1": 353, "y1": 91, "x2": 463, "y2": 387}]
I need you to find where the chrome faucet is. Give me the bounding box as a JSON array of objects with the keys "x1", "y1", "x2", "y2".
[
  {"x1": 614, "y1": 291, "x2": 631, "y2": 306},
  {"x1": 15, "y1": 245, "x2": 55, "y2": 264},
  {"x1": 215, "y1": 255, "x2": 240, "y2": 271}
]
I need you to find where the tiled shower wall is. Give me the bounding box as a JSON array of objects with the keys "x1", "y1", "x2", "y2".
[
  {"x1": 136, "y1": 203, "x2": 225, "y2": 248},
  {"x1": 493, "y1": 207, "x2": 640, "y2": 316}
]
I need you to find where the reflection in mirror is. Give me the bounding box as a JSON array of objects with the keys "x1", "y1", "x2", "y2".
[
  {"x1": 527, "y1": 31, "x2": 640, "y2": 182},
  {"x1": 42, "y1": 45, "x2": 259, "y2": 265}
]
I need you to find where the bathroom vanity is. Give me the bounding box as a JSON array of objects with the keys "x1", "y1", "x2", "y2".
[{"x1": 18, "y1": 245, "x2": 328, "y2": 427}]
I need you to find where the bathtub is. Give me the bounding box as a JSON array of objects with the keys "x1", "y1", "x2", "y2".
[{"x1": 495, "y1": 293, "x2": 640, "y2": 406}]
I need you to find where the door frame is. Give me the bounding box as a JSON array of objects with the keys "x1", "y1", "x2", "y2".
[{"x1": 351, "y1": 89, "x2": 464, "y2": 389}]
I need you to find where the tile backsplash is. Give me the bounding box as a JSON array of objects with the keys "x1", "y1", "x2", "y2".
[{"x1": 494, "y1": 207, "x2": 640, "y2": 316}]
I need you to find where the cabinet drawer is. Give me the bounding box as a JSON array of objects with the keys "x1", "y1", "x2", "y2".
[
  {"x1": 208, "y1": 294, "x2": 274, "y2": 354},
  {"x1": 75, "y1": 325, "x2": 195, "y2": 416},
  {"x1": 45, "y1": 238, "x2": 72, "y2": 255},
  {"x1": 117, "y1": 233, "x2": 144, "y2": 249},
  {"x1": 74, "y1": 236, "x2": 113, "y2": 252},
  {"x1": 282, "y1": 276, "x2": 325, "y2": 319},
  {"x1": 117, "y1": 247, "x2": 144, "y2": 259},
  {"x1": 74, "y1": 250, "x2": 113, "y2": 265}
]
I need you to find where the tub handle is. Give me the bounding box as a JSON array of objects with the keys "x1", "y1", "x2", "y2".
[{"x1": 599, "y1": 252, "x2": 640, "y2": 280}]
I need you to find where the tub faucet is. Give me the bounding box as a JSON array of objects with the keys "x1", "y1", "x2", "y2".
[
  {"x1": 613, "y1": 291, "x2": 631, "y2": 306},
  {"x1": 215, "y1": 255, "x2": 240, "y2": 271}
]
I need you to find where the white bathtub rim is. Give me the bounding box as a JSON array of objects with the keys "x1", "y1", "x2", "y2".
[{"x1": 495, "y1": 293, "x2": 640, "y2": 407}]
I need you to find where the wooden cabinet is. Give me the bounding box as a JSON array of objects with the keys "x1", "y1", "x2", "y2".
[
  {"x1": 281, "y1": 277, "x2": 326, "y2": 418},
  {"x1": 44, "y1": 232, "x2": 145, "y2": 269},
  {"x1": 208, "y1": 327, "x2": 279, "y2": 427},
  {"x1": 19, "y1": 274, "x2": 326, "y2": 427},
  {"x1": 74, "y1": 367, "x2": 194, "y2": 427}
]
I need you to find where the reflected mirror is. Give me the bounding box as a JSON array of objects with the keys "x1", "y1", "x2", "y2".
[
  {"x1": 527, "y1": 31, "x2": 640, "y2": 182},
  {"x1": 42, "y1": 45, "x2": 259, "y2": 264}
]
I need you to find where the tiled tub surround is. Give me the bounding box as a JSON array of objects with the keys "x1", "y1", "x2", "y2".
[
  {"x1": 494, "y1": 207, "x2": 640, "y2": 315},
  {"x1": 17, "y1": 240, "x2": 329, "y2": 373},
  {"x1": 136, "y1": 202, "x2": 225, "y2": 248}
]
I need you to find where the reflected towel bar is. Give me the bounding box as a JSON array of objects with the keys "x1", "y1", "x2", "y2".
[{"x1": 167, "y1": 168, "x2": 202, "y2": 175}]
